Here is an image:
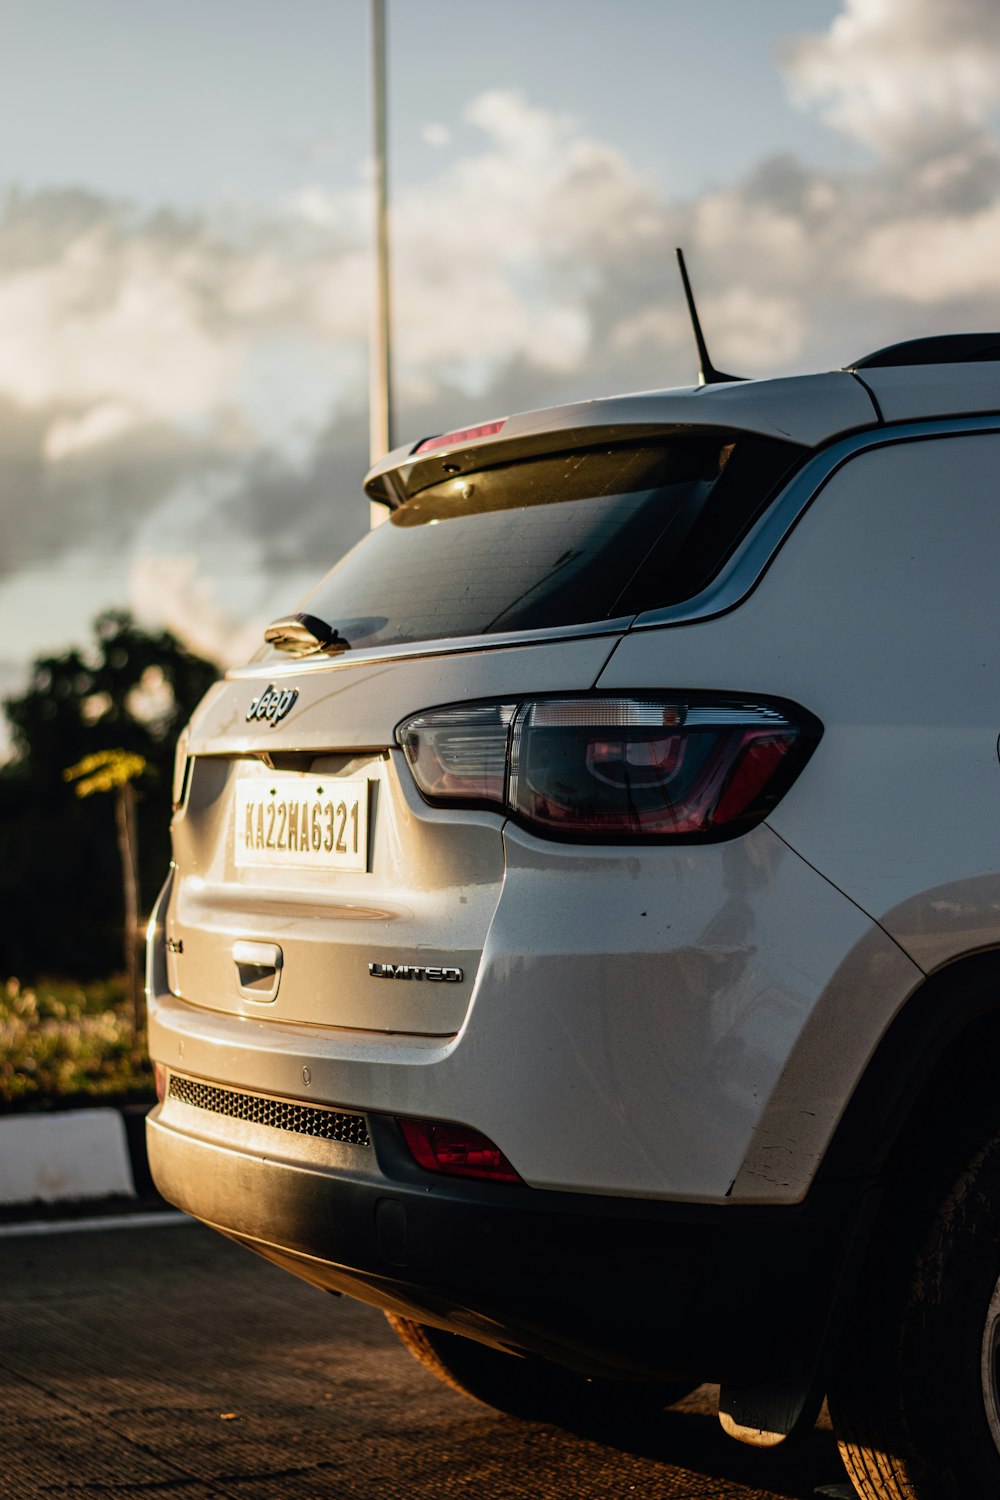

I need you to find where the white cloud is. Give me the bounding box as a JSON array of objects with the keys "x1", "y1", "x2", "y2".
[
  {"x1": 129, "y1": 553, "x2": 266, "y2": 668},
  {"x1": 44, "y1": 400, "x2": 137, "y2": 461},
  {"x1": 421, "y1": 123, "x2": 450, "y2": 148},
  {"x1": 0, "y1": 191, "x2": 374, "y2": 472},
  {"x1": 287, "y1": 186, "x2": 339, "y2": 227},
  {"x1": 856, "y1": 200, "x2": 1000, "y2": 302},
  {"x1": 0, "y1": 229, "x2": 231, "y2": 424},
  {"x1": 611, "y1": 306, "x2": 687, "y2": 356},
  {"x1": 785, "y1": 0, "x2": 1000, "y2": 161},
  {"x1": 702, "y1": 289, "x2": 806, "y2": 370},
  {"x1": 10, "y1": 20, "x2": 1000, "y2": 717}
]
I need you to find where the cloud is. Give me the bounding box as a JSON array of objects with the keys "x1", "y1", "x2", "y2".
[
  {"x1": 784, "y1": 0, "x2": 1000, "y2": 162},
  {"x1": 0, "y1": 95, "x2": 682, "y2": 682},
  {"x1": 7, "y1": 20, "x2": 1000, "y2": 707},
  {"x1": 0, "y1": 200, "x2": 233, "y2": 425},
  {"x1": 856, "y1": 199, "x2": 1000, "y2": 302},
  {"x1": 45, "y1": 401, "x2": 138, "y2": 462},
  {"x1": 126, "y1": 409, "x2": 373, "y2": 667},
  {"x1": 129, "y1": 554, "x2": 266, "y2": 670},
  {"x1": 421, "y1": 123, "x2": 451, "y2": 148}
]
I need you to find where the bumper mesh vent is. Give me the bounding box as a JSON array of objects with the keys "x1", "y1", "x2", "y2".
[{"x1": 168, "y1": 1073, "x2": 370, "y2": 1148}]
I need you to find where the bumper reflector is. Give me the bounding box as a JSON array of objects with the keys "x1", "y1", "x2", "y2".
[{"x1": 398, "y1": 1117, "x2": 521, "y2": 1183}]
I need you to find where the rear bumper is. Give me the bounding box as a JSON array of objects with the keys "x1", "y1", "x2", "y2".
[{"x1": 147, "y1": 1091, "x2": 859, "y2": 1387}]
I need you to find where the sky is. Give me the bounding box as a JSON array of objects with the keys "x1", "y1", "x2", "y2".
[{"x1": 3, "y1": 0, "x2": 1000, "y2": 753}]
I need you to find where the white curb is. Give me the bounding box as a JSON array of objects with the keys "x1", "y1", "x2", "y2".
[
  {"x1": 0, "y1": 1109, "x2": 136, "y2": 1205},
  {"x1": 0, "y1": 1210, "x2": 187, "y2": 1239}
]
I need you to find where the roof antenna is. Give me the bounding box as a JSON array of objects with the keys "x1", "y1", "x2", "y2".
[{"x1": 675, "y1": 247, "x2": 744, "y2": 386}]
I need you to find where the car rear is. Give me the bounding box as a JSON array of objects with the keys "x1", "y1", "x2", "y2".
[{"x1": 146, "y1": 372, "x2": 898, "y2": 1388}]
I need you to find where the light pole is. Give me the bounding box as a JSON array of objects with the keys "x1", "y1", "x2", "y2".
[{"x1": 369, "y1": 0, "x2": 393, "y2": 524}]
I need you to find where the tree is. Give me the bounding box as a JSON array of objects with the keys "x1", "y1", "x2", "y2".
[
  {"x1": 63, "y1": 750, "x2": 147, "y2": 1031},
  {"x1": 1, "y1": 611, "x2": 217, "y2": 981},
  {"x1": 5, "y1": 609, "x2": 215, "y2": 780}
]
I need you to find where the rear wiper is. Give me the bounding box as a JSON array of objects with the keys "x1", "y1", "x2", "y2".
[{"x1": 264, "y1": 612, "x2": 351, "y2": 657}]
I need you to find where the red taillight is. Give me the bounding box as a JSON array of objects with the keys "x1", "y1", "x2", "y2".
[
  {"x1": 397, "y1": 695, "x2": 820, "y2": 843},
  {"x1": 398, "y1": 1117, "x2": 521, "y2": 1184},
  {"x1": 413, "y1": 419, "x2": 506, "y2": 454},
  {"x1": 153, "y1": 1061, "x2": 167, "y2": 1103},
  {"x1": 710, "y1": 734, "x2": 792, "y2": 826}
]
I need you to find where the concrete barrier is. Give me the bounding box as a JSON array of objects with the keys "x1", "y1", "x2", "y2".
[{"x1": 0, "y1": 1108, "x2": 141, "y2": 1206}]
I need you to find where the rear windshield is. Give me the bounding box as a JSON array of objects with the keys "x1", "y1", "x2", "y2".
[{"x1": 265, "y1": 434, "x2": 801, "y2": 657}]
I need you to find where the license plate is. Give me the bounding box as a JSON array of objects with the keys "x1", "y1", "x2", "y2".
[{"x1": 235, "y1": 778, "x2": 369, "y2": 871}]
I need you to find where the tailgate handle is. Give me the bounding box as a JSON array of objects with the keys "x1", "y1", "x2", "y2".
[{"x1": 233, "y1": 940, "x2": 282, "y2": 1002}]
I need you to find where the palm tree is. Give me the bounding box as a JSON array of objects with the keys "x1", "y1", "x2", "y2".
[{"x1": 63, "y1": 749, "x2": 147, "y2": 1035}]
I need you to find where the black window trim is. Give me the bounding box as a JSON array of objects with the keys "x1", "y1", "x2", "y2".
[{"x1": 632, "y1": 414, "x2": 1000, "y2": 631}]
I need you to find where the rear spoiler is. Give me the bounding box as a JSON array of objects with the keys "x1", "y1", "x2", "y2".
[{"x1": 362, "y1": 372, "x2": 880, "y2": 509}]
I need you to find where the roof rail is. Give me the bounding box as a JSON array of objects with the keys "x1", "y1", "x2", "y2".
[{"x1": 851, "y1": 334, "x2": 1000, "y2": 369}]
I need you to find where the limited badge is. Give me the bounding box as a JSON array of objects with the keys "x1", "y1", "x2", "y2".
[{"x1": 369, "y1": 963, "x2": 464, "y2": 982}]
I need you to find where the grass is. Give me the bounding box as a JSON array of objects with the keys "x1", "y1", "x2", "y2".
[{"x1": 0, "y1": 975, "x2": 154, "y2": 1112}]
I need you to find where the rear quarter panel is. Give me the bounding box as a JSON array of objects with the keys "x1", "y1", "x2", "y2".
[
  {"x1": 600, "y1": 430, "x2": 1000, "y2": 965},
  {"x1": 600, "y1": 429, "x2": 1000, "y2": 1196}
]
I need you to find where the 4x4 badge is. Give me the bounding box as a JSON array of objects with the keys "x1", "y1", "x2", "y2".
[{"x1": 247, "y1": 685, "x2": 298, "y2": 726}]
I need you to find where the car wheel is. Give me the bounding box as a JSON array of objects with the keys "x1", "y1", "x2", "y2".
[
  {"x1": 385, "y1": 1313, "x2": 697, "y2": 1427},
  {"x1": 829, "y1": 1130, "x2": 1000, "y2": 1499}
]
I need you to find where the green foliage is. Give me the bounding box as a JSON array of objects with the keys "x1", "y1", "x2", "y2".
[
  {"x1": 64, "y1": 749, "x2": 148, "y2": 797},
  {"x1": 5, "y1": 608, "x2": 214, "y2": 772},
  {"x1": 0, "y1": 610, "x2": 217, "y2": 979},
  {"x1": 0, "y1": 975, "x2": 153, "y2": 1112}
]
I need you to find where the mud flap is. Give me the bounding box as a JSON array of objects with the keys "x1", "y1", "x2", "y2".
[{"x1": 718, "y1": 1186, "x2": 880, "y2": 1447}]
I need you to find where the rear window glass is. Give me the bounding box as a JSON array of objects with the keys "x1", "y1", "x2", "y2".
[{"x1": 264, "y1": 434, "x2": 801, "y2": 657}]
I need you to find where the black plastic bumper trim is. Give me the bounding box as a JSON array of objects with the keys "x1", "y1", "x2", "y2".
[{"x1": 147, "y1": 1107, "x2": 859, "y2": 1387}]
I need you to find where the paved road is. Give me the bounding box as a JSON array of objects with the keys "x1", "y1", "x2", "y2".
[{"x1": 1, "y1": 1217, "x2": 852, "y2": 1499}]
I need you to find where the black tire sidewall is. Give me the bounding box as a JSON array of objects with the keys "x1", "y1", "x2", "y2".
[
  {"x1": 893, "y1": 1138, "x2": 1000, "y2": 1494},
  {"x1": 833, "y1": 1133, "x2": 1000, "y2": 1498},
  {"x1": 386, "y1": 1314, "x2": 693, "y2": 1426}
]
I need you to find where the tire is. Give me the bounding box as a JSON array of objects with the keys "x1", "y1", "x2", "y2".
[
  {"x1": 385, "y1": 1313, "x2": 697, "y2": 1428},
  {"x1": 829, "y1": 1129, "x2": 1000, "y2": 1499}
]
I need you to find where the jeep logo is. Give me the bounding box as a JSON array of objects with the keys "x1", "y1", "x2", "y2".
[
  {"x1": 369, "y1": 963, "x2": 464, "y2": 983},
  {"x1": 246, "y1": 685, "x2": 299, "y2": 726}
]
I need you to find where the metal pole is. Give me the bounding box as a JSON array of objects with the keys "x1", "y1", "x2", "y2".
[{"x1": 369, "y1": 0, "x2": 393, "y2": 497}]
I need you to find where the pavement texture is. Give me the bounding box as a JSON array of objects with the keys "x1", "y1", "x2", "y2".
[{"x1": 1, "y1": 1218, "x2": 854, "y2": 1499}]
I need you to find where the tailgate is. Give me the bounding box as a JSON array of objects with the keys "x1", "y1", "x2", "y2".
[{"x1": 166, "y1": 635, "x2": 618, "y2": 1037}]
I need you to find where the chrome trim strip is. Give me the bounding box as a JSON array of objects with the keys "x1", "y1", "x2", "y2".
[
  {"x1": 226, "y1": 617, "x2": 636, "y2": 680},
  {"x1": 632, "y1": 414, "x2": 1000, "y2": 630}
]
